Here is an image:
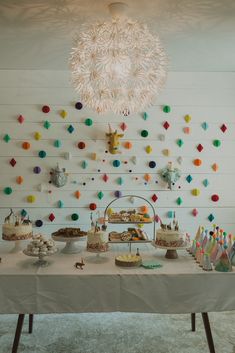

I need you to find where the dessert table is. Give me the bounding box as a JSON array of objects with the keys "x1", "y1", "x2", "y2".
[{"x1": 0, "y1": 241, "x2": 234, "y2": 353}]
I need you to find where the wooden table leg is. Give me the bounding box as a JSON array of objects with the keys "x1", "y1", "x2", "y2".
[
  {"x1": 191, "y1": 313, "x2": 196, "y2": 332},
  {"x1": 201, "y1": 312, "x2": 216, "y2": 353},
  {"x1": 28, "y1": 314, "x2": 34, "y2": 334},
  {"x1": 12, "y1": 314, "x2": 25, "y2": 353}
]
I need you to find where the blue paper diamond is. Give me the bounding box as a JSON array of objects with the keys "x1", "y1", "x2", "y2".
[
  {"x1": 201, "y1": 122, "x2": 209, "y2": 131},
  {"x1": 67, "y1": 125, "x2": 74, "y2": 133},
  {"x1": 186, "y1": 175, "x2": 193, "y2": 183},
  {"x1": 203, "y1": 179, "x2": 209, "y2": 187}
]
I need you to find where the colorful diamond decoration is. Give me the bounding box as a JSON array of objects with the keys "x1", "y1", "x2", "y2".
[
  {"x1": 4, "y1": 134, "x2": 11, "y2": 143},
  {"x1": 208, "y1": 214, "x2": 215, "y2": 222},
  {"x1": 212, "y1": 163, "x2": 219, "y2": 172},
  {"x1": 192, "y1": 208, "x2": 198, "y2": 217},
  {"x1": 81, "y1": 160, "x2": 88, "y2": 169},
  {"x1": 177, "y1": 139, "x2": 184, "y2": 147},
  {"x1": 186, "y1": 175, "x2": 193, "y2": 183},
  {"x1": 54, "y1": 140, "x2": 62, "y2": 148},
  {"x1": 10, "y1": 158, "x2": 16, "y2": 167},
  {"x1": 18, "y1": 115, "x2": 24, "y2": 124},
  {"x1": 43, "y1": 120, "x2": 51, "y2": 129},
  {"x1": 163, "y1": 121, "x2": 170, "y2": 130},
  {"x1": 67, "y1": 125, "x2": 74, "y2": 133},
  {"x1": 163, "y1": 105, "x2": 171, "y2": 113},
  {"x1": 117, "y1": 177, "x2": 124, "y2": 185},
  {"x1": 152, "y1": 194, "x2": 158, "y2": 202},
  {"x1": 58, "y1": 200, "x2": 64, "y2": 208},
  {"x1": 97, "y1": 191, "x2": 104, "y2": 200},
  {"x1": 203, "y1": 179, "x2": 209, "y2": 187},
  {"x1": 143, "y1": 112, "x2": 149, "y2": 120},
  {"x1": 184, "y1": 114, "x2": 191, "y2": 123},
  {"x1": 176, "y1": 197, "x2": 183, "y2": 205},
  {"x1": 103, "y1": 174, "x2": 109, "y2": 182},
  {"x1": 21, "y1": 209, "x2": 27, "y2": 217},
  {"x1": 183, "y1": 127, "x2": 190, "y2": 134},
  {"x1": 197, "y1": 144, "x2": 203, "y2": 152},
  {"x1": 49, "y1": 213, "x2": 55, "y2": 222},
  {"x1": 201, "y1": 122, "x2": 209, "y2": 131},
  {"x1": 220, "y1": 124, "x2": 227, "y2": 133},
  {"x1": 120, "y1": 122, "x2": 127, "y2": 131}
]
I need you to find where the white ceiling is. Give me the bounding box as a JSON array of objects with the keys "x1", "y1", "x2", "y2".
[{"x1": 0, "y1": 0, "x2": 234, "y2": 71}]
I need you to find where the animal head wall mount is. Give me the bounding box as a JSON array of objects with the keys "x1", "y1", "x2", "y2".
[
  {"x1": 160, "y1": 162, "x2": 181, "y2": 190},
  {"x1": 106, "y1": 124, "x2": 124, "y2": 154}
]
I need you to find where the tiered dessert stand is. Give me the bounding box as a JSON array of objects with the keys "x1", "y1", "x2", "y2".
[{"x1": 104, "y1": 195, "x2": 156, "y2": 252}]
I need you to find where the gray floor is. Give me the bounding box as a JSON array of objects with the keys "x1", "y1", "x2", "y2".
[{"x1": 0, "y1": 312, "x2": 234, "y2": 353}]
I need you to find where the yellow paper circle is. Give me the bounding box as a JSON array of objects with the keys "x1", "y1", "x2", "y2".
[{"x1": 27, "y1": 195, "x2": 36, "y2": 203}]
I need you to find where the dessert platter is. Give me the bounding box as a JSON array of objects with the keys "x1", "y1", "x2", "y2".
[
  {"x1": 2, "y1": 209, "x2": 33, "y2": 253},
  {"x1": 109, "y1": 227, "x2": 149, "y2": 242},
  {"x1": 108, "y1": 209, "x2": 152, "y2": 223},
  {"x1": 52, "y1": 227, "x2": 87, "y2": 254},
  {"x1": 23, "y1": 234, "x2": 57, "y2": 267},
  {"x1": 153, "y1": 216, "x2": 190, "y2": 259}
]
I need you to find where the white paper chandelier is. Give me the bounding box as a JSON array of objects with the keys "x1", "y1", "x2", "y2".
[{"x1": 69, "y1": 2, "x2": 167, "y2": 116}]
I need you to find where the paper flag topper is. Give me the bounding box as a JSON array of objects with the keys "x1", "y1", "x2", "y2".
[
  {"x1": 192, "y1": 208, "x2": 198, "y2": 217},
  {"x1": 60, "y1": 110, "x2": 67, "y2": 118},
  {"x1": 103, "y1": 174, "x2": 109, "y2": 182},
  {"x1": 184, "y1": 114, "x2": 191, "y2": 123},
  {"x1": 16, "y1": 176, "x2": 23, "y2": 184},
  {"x1": 34, "y1": 132, "x2": 42, "y2": 140},
  {"x1": 146, "y1": 145, "x2": 152, "y2": 154},
  {"x1": 192, "y1": 188, "x2": 200, "y2": 196},
  {"x1": 73, "y1": 190, "x2": 80, "y2": 199},
  {"x1": 120, "y1": 122, "x2": 127, "y2": 131},
  {"x1": 152, "y1": 194, "x2": 158, "y2": 202},
  {"x1": 18, "y1": 115, "x2": 24, "y2": 124},
  {"x1": 49, "y1": 213, "x2": 55, "y2": 222}
]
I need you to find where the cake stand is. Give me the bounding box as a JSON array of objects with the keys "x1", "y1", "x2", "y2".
[
  {"x1": 52, "y1": 234, "x2": 86, "y2": 254},
  {"x1": 23, "y1": 249, "x2": 57, "y2": 267},
  {"x1": 152, "y1": 242, "x2": 190, "y2": 259},
  {"x1": 3, "y1": 238, "x2": 31, "y2": 254}
]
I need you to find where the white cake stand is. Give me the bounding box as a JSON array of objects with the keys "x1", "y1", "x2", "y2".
[
  {"x1": 52, "y1": 235, "x2": 86, "y2": 254},
  {"x1": 23, "y1": 249, "x2": 57, "y2": 267},
  {"x1": 152, "y1": 242, "x2": 190, "y2": 259},
  {"x1": 3, "y1": 238, "x2": 31, "y2": 254},
  {"x1": 86, "y1": 245, "x2": 109, "y2": 263}
]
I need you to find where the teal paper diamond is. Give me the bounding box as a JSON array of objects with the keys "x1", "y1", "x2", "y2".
[
  {"x1": 203, "y1": 179, "x2": 209, "y2": 187},
  {"x1": 4, "y1": 134, "x2": 11, "y2": 143},
  {"x1": 143, "y1": 112, "x2": 149, "y2": 120},
  {"x1": 201, "y1": 122, "x2": 209, "y2": 131},
  {"x1": 186, "y1": 175, "x2": 193, "y2": 183},
  {"x1": 67, "y1": 125, "x2": 74, "y2": 133},
  {"x1": 177, "y1": 139, "x2": 184, "y2": 147},
  {"x1": 176, "y1": 197, "x2": 183, "y2": 205},
  {"x1": 208, "y1": 214, "x2": 215, "y2": 222},
  {"x1": 44, "y1": 120, "x2": 51, "y2": 129},
  {"x1": 97, "y1": 191, "x2": 104, "y2": 200}
]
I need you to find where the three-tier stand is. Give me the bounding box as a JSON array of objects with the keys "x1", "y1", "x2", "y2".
[{"x1": 104, "y1": 195, "x2": 156, "y2": 252}]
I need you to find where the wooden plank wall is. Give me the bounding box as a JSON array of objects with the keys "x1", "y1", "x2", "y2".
[{"x1": 0, "y1": 70, "x2": 235, "y2": 239}]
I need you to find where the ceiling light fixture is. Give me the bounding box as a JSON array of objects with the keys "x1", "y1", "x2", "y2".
[{"x1": 69, "y1": 2, "x2": 167, "y2": 116}]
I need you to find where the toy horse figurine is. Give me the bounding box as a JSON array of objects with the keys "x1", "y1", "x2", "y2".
[
  {"x1": 106, "y1": 124, "x2": 124, "y2": 154},
  {"x1": 4, "y1": 209, "x2": 14, "y2": 223}
]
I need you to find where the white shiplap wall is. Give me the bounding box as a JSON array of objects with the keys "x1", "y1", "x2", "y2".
[{"x1": 0, "y1": 70, "x2": 235, "y2": 239}]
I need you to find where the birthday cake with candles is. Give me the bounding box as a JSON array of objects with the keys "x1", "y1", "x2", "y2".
[
  {"x1": 87, "y1": 224, "x2": 109, "y2": 252},
  {"x1": 2, "y1": 209, "x2": 33, "y2": 241},
  {"x1": 155, "y1": 216, "x2": 188, "y2": 248}
]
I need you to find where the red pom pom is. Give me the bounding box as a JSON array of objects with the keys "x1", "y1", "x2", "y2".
[
  {"x1": 42, "y1": 105, "x2": 50, "y2": 113},
  {"x1": 211, "y1": 194, "x2": 219, "y2": 202},
  {"x1": 89, "y1": 203, "x2": 97, "y2": 211},
  {"x1": 78, "y1": 141, "x2": 86, "y2": 149}
]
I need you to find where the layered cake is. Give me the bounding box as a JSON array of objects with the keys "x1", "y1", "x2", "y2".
[
  {"x1": 52, "y1": 227, "x2": 87, "y2": 238},
  {"x1": 155, "y1": 219, "x2": 188, "y2": 248},
  {"x1": 87, "y1": 226, "x2": 109, "y2": 252},
  {"x1": 108, "y1": 209, "x2": 152, "y2": 223},
  {"x1": 2, "y1": 209, "x2": 33, "y2": 241}
]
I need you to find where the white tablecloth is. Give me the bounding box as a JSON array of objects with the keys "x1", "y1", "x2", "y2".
[{"x1": 0, "y1": 242, "x2": 234, "y2": 314}]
